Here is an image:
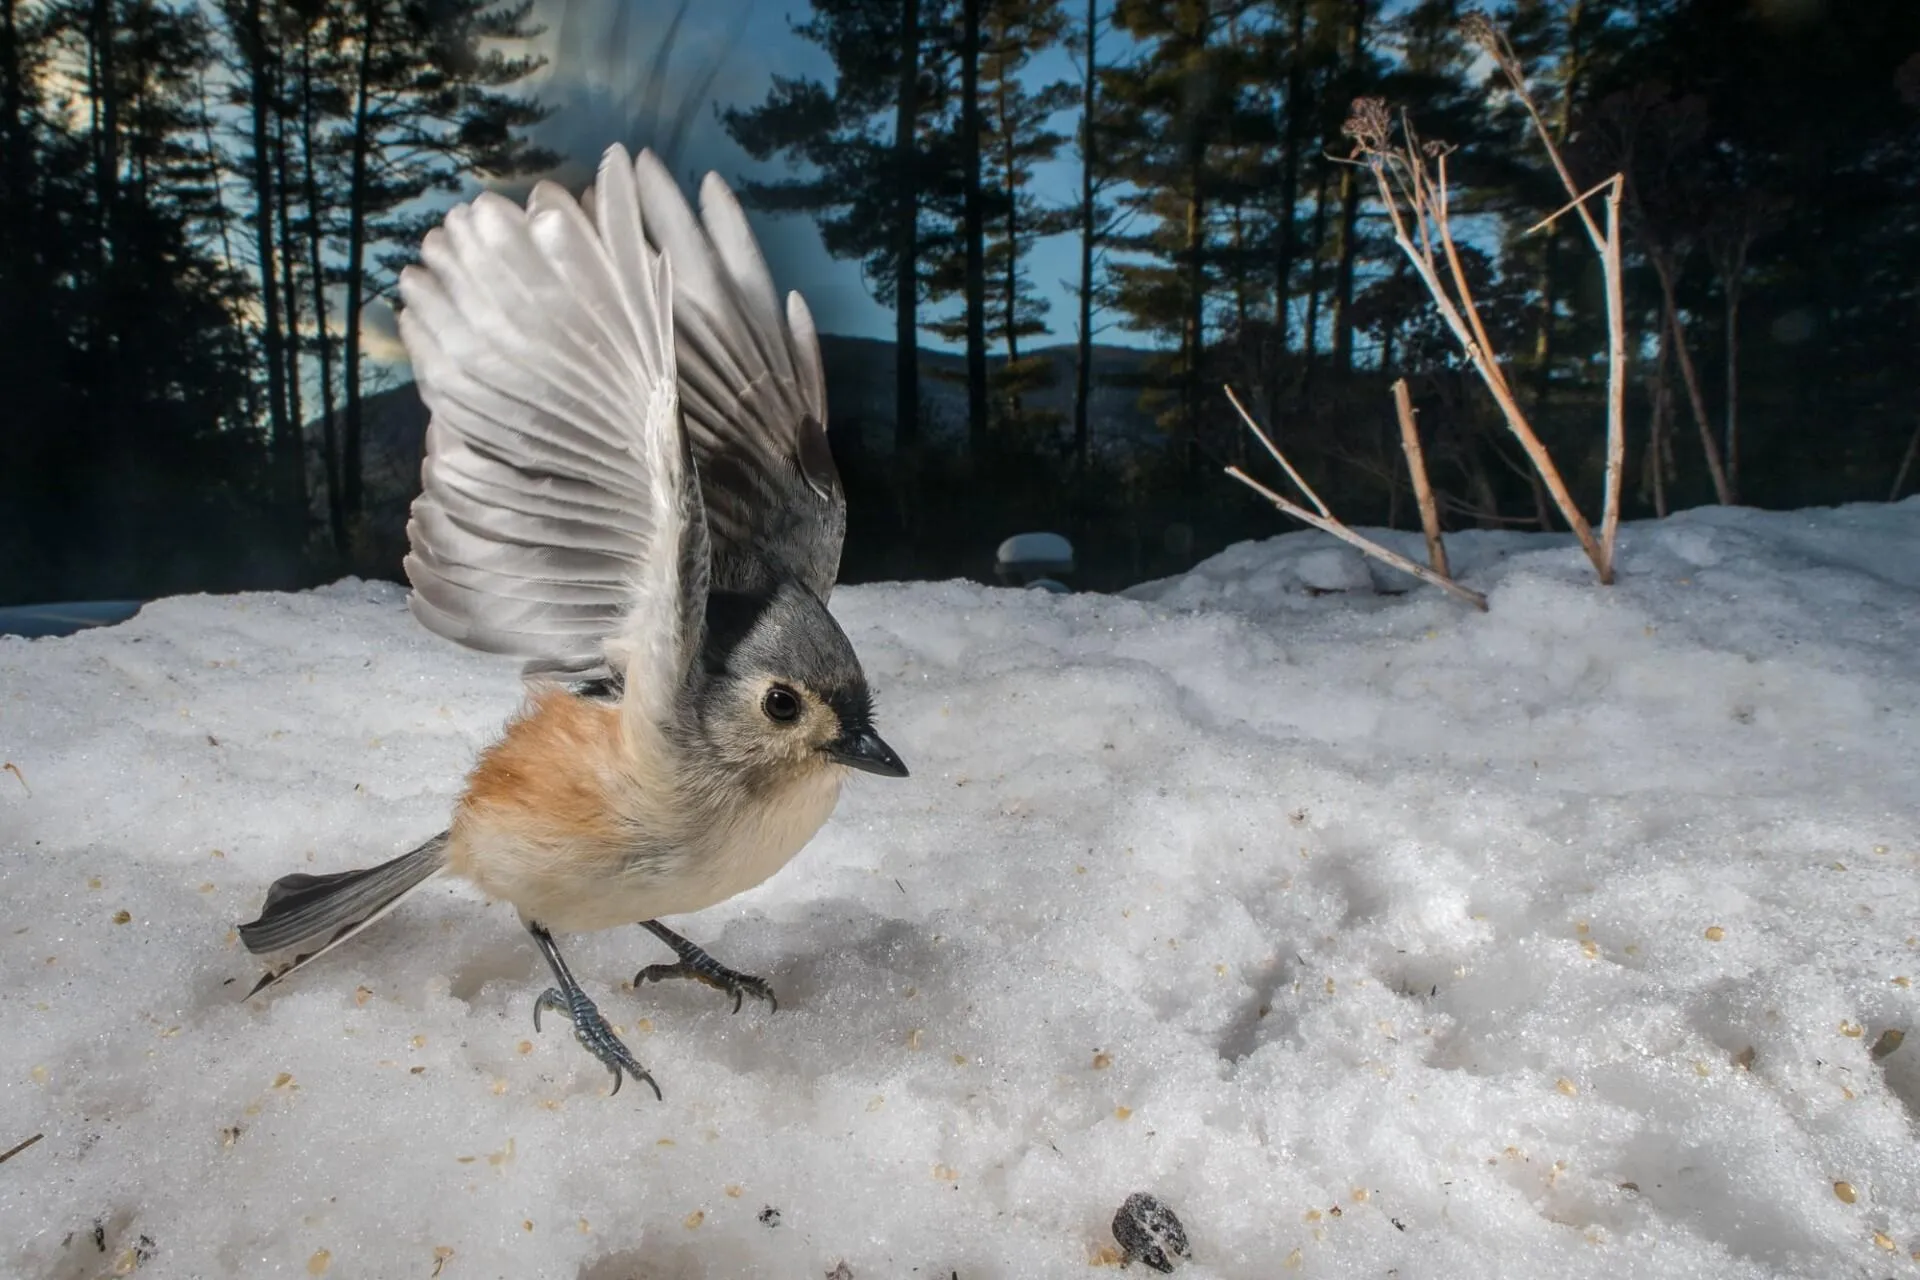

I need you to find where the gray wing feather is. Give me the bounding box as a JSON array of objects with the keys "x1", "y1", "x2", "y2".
[
  {"x1": 397, "y1": 147, "x2": 709, "y2": 731},
  {"x1": 629, "y1": 149, "x2": 845, "y2": 598}
]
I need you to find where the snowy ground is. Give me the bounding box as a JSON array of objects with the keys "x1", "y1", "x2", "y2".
[{"x1": 3, "y1": 501, "x2": 1918, "y2": 1280}]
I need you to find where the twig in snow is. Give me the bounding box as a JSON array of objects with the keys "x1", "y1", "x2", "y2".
[
  {"x1": 0, "y1": 1133, "x2": 44, "y2": 1165},
  {"x1": 1224, "y1": 386, "x2": 1489, "y2": 612},
  {"x1": 1892, "y1": 416, "x2": 1920, "y2": 502},
  {"x1": 1392, "y1": 379, "x2": 1450, "y2": 578}
]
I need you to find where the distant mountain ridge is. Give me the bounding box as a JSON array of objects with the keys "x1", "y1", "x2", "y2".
[{"x1": 311, "y1": 335, "x2": 1166, "y2": 528}]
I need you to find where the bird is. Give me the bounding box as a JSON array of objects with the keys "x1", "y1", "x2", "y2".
[{"x1": 236, "y1": 143, "x2": 909, "y2": 1099}]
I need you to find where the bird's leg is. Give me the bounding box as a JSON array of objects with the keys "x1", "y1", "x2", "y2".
[
  {"x1": 634, "y1": 920, "x2": 778, "y2": 1014},
  {"x1": 526, "y1": 921, "x2": 660, "y2": 1100}
]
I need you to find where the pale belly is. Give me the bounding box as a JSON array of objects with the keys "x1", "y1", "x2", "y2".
[{"x1": 453, "y1": 768, "x2": 846, "y2": 933}]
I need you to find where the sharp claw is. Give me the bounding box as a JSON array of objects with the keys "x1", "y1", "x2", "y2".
[
  {"x1": 530, "y1": 985, "x2": 660, "y2": 1101},
  {"x1": 633, "y1": 961, "x2": 778, "y2": 1014}
]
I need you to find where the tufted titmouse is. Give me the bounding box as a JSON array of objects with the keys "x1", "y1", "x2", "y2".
[{"x1": 237, "y1": 144, "x2": 908, "y2": 1099}]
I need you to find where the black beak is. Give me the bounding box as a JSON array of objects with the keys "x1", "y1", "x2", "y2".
[{"x1": 825, "y1": 725, "x2": 909, "y2": 778}]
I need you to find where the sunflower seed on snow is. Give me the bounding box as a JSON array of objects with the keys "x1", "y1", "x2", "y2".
[{"x1": 1113, "y1": 1192, "x2": 1191, "y2": 1273}]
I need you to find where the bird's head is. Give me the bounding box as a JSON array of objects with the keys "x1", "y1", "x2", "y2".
[{"x1": 692, "y1": 582, "x2": 908, "y2": 786}]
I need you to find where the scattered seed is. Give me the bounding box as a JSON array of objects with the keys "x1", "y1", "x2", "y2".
[
  {"x1": 1871, "y1": 1029, "x2": 1905, "y2": 1060},
  {"x1": 1873, "y1": 1232, "x2": 1895, "y2": 1251},
  {"x1": 1093, "y1": 1051, "x2": 1113, "y2": 1070},
  {"x1": 1556, "y1": 1078, "x2": 1578, "y2": 1097},
  {"x1": 307, "y1": 1249, "x2": 331, "y2": 1275},
  {"x1": 1834, "y1": 1181, "x2": 1857, "y2": 1204},
  {"x1": 683, "y1": 1210, "x2": 704, "y2": 1230},
  {"x1": 272, "y1": 1072, "x2": 293, "y2": 1089},
  {"x1": 522, "y1": 1220, "x2": 533, "y2": 1233},
  {"x1": 112, "y1": 910, "x2": 131, "y2": 925},
  {"x1": 1115, "y1": 1106, "x2": 1134, "y2": 1120},
  {"x1": 1840, "y1": 1021, "x2": 1864, "y2": 1039},
  {"x1": 1112, "y1": 1192, "x2": 1190, "y2": 1274},
  {"x1": 1704, "y1": 926, "x2": 1726, "y2": 942}
]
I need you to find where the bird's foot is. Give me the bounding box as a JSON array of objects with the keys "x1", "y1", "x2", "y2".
[
  {"x1": 533, "y1": 985, "x2": 661, "y2": 1100},
  {"x1": 635, "y1": 959, "x2": 778, "y2": 1014},
  {"x1": 635, "y1": 920, "x2": 778, "y2": 1014}
]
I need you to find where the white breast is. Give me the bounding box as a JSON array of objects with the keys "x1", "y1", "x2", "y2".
[
  {"x1": 453, "y1": 762, "x2": 847, "y2": 933},
  {"x1": 669, "y1": 767, "x2": 846, "y2": 916}
]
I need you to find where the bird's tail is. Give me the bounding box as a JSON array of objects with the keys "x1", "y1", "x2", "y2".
[{"x1": 238, "y1": 832, "x2": 450, "y2": 998}]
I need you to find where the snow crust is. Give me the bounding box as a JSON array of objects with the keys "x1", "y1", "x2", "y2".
[{"x1": 4, "y1": 500, "x2": 1918, "y2": 1279}]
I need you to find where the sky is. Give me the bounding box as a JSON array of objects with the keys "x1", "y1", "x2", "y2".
[{"x1": 502, "y1": 0, "x2": 1102, "y2": 354}]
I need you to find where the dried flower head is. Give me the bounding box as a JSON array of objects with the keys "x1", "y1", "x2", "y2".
[
  {"x1": 1344, "y1": 97, "x2": 1392, "y2": 153},
  {"x1": 1460, "y1": 10, "x2": 1498, "y2": 54}
]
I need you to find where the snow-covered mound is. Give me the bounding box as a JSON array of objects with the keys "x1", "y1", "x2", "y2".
[{"x1": 3, "y1": 501, "x2": 1917, "y2": 1279}]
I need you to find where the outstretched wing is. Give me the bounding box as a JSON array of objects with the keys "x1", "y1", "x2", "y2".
[
  {"x1": 397, "y1": 144, "x2": 709, "y2": 737},
  {"x1": 602, "y1": 150, "x2": 843, "y2": 598}
]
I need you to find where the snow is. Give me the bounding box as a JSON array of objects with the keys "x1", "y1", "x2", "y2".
[{"x1": 4, "y1": 500, "x2": 1919, "y2": 1279}]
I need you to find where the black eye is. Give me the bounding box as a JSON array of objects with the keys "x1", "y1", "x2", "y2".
[{"x1": 762, "y1": 685, "x2": 801, "y2": 722}]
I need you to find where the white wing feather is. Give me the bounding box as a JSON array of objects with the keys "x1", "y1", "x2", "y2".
[{"x1": 397, "y1": 144, "x2": 708, "y2": 737}]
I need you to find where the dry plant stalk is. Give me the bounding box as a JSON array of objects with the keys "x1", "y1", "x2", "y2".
[
  {"x1": 1223, "y1": 386, "x2": 1489, "y2": 611},
  {"x1": 1392, "y1": 379, "x2": 1449, "y2": 577},
  {"x1": 1470, "y1": 12, "x2": 1629, "y2": 576},
  {"x1": 1894, "y1": 416, "x2": 1920, "y2": 503},
  {"x1": 1344, "y1": 14, "x2": 1629, "y2": 586}
]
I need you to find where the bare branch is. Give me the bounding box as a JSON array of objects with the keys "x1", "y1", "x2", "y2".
[
  {"x1": 1393, "y1": 379, "x2": 1450, "y2": 578},
  {"x1": 1598, "y1": 175, "x2": 1627, "y2": 581},
  {"x1": 1224, "y1": 387, "x2": 1489, "y2": 611},
  {"x1": 1524, "y1": 176, "x2": 1624, "y2": 238},
  {"x1": 1893, "y1": 415, "x2": 1920, "y2": 502},
  {"x1": 1223, "y1": 385, "x2": 1329, "y2": 518}
]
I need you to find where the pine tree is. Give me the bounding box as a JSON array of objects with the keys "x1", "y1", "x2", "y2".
[
  {"x1": 2, "y1": 0, "x2": 269, "y2": 603},
  {"x1": 723, "y1": 0, "x2": 953, "y2": 451},
  {"x1": 1067, "y1": 0, "x2": 1118, "y2": 476},
  {"x1": 332, "y1": 0, "x2": 552, "y2": 532},
  {"x1": 925, "y1": 0, "x2": 1071, "y2": 441},
  {"x1": 1102, "y1": 0, "x2": 1265, "y2": 475}
]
